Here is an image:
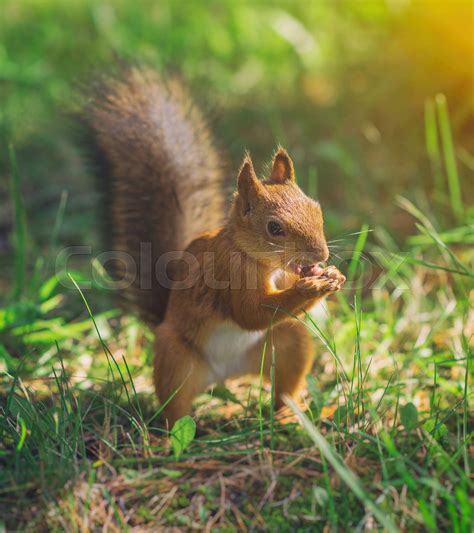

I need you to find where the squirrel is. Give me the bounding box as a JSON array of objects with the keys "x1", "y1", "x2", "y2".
[{"x1": 84, "y1": 67, "x2": 346, "y2": 426}]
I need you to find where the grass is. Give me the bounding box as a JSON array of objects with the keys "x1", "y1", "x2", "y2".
[
  {"x1": 1, "y1": 104, "x2": 472, "y2": 530},
  {"x1": 0, "y1": 1, "x2": 473, "y2": 530}
]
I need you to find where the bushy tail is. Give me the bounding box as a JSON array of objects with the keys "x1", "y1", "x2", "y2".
[{"x1": 83, "y1": 68, "x2": 225, "y2": 324}]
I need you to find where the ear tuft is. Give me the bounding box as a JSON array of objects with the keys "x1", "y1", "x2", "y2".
[
  {"x1": 271, "y1": 147, "x2": 295, "y2": 183},
  {"x1": 237, "y1": 152, "x2": 260, "y2": 215},
  {"x1": 237, "y1": 152, "x2": 257, "y2": 192}
]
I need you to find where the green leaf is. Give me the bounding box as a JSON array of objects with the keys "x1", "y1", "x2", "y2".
[
  {"x1": 0, "y1": 302, "x2": 40, "y2": 332},
  {"x1": 171, "y1": 415, "x2": 196, "y2": 460},
  {"x1": 423, "y1": 419, "x2": 449, "y2": 441},
  {"x1": 400, "y1": 402, "x2": 418, "y2": 431},
  {"x1": 161, "y1": 468, "x2": 182, "y2": 479},
  {"x1": 38, "y1": 274, "x2": 61, "y2": 301}
]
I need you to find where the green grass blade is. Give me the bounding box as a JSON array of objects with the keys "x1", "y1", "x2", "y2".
[
  {"x1": 436, "y1": 94, "x2": 464, "y2": 221},
  {"x1": 258, "y1": 330, "x2": 269, "y2": 450},
  {"x1": 462, "y1": 335, "x2": 470, "y2": 476},
  {"x1": 424, "y1": 98, "x2": 444, "y2": 199},
  {"x1": 286, "y1": 397, "x2": 398, "y2": 533},
  {"x1": 347, "y1": 223, "x2": 369, "y2": 283},
  {"x1": 269, "y1": 344, "x2": 276, "y2": 449},
  {"x1": 16, "y1": 416, "x2": 27, "y2": 451}
]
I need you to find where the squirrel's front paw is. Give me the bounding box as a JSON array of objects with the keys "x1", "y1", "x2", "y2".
[
  {"x1": 296, "y1": 266, "x2": 346, "y2": 297},
  {"x1": 296, "y1": 276, "x2": 335, "y2": 297},
  {"x1": 321, "y1": 266, "x2": 346, "y2": 291}
]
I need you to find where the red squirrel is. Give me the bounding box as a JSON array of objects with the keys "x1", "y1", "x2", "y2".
[{"x1": 84, "y1": 68, "x2": 346, "y2": 426}]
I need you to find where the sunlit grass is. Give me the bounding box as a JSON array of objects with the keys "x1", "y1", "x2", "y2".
[
  {"x1": 0, "y1": 0, "x2": 473, "y2": 529},
  {"x1": 1, "y1": 146, "x2": 472, "y2": 528}
]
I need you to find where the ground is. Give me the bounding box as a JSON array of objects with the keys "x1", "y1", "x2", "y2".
[
  {"x1": 0, "y1": 1, "x2": 473, "y2": 531},
  {"x1": 1, "y1": 228, "x2": 472, "y2": 529}
]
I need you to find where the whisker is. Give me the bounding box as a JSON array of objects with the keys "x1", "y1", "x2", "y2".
[
  {"x1": 329, "y1": 252, "x2": 344, "y2": 262},
  {"x1": 283, "y1": 254, "x2": 298, "y2": 272},
  {"x1": 345, "y1": 229, "x2": 373, "y2": 238},
  {"x1": 327, "y1": 228, "x2": 373, "y2": 244},
  {"x1": 266, "y1": 240, "x2": 284, "y2": 250}
]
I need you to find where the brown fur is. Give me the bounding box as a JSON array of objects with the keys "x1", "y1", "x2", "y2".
[
  {"x1": 84, "y1": 69, "x2": 345, "y2": 426},
  {"x1": 84, "y1": 68, "x2": 225, "y2": 323},
  {"x1": 154, "y1": 149, "x2": 345, "y2": 425}
]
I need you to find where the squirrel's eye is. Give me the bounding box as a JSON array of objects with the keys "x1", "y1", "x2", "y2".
[{"x1": 267, "y1": 221, "x2": 285, "y2": 237}]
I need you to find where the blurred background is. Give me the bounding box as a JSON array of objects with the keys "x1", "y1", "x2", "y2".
[
  {"x1": 2, "y1": 3, "x2": 473, "y2": 528},
  {"x1": 1, "y1": 0, "x2": 473, "y2": 280}
]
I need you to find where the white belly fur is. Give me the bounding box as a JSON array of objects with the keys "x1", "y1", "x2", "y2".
[{"x1": 204, "y1": 321, "x2": 264, "y2": 383}]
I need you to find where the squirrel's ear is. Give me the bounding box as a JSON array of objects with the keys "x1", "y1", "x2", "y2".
[
  {"x1": 237, "y1": 153, "x2": 258, "y2": 192},
  {"x1": 237, "y1": 153, "x2": 259, "y2": 214},
  {"x1": 270, "y1": 147, "x2": 295, "y2": 183}
]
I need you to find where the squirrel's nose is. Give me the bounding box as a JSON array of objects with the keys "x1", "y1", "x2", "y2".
[
  {"x1": 304, "y1": 242, "x2": 329, "y2": 263},
  {"x1": 311, "y1": 242, "x2": 329, "y2": 262}
]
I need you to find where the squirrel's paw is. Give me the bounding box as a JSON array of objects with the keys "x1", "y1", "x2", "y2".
[
  {"x1": 296, "y1": 266, "x2": 346, "y2": 296},
  {"x1": 296, "y1": 276, "x2": 335, "y2": 297},
  {"x1": 321, "y1": 266, "x2": 346, "y2": 290}
]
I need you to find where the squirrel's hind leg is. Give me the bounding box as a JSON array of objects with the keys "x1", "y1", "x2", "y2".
[
  {"x1": 153, "y1": 323, "x2": 210, "y2": 428},
  {"x1": 247, "y1": 320, "x2": 314, "y2": 407}
]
